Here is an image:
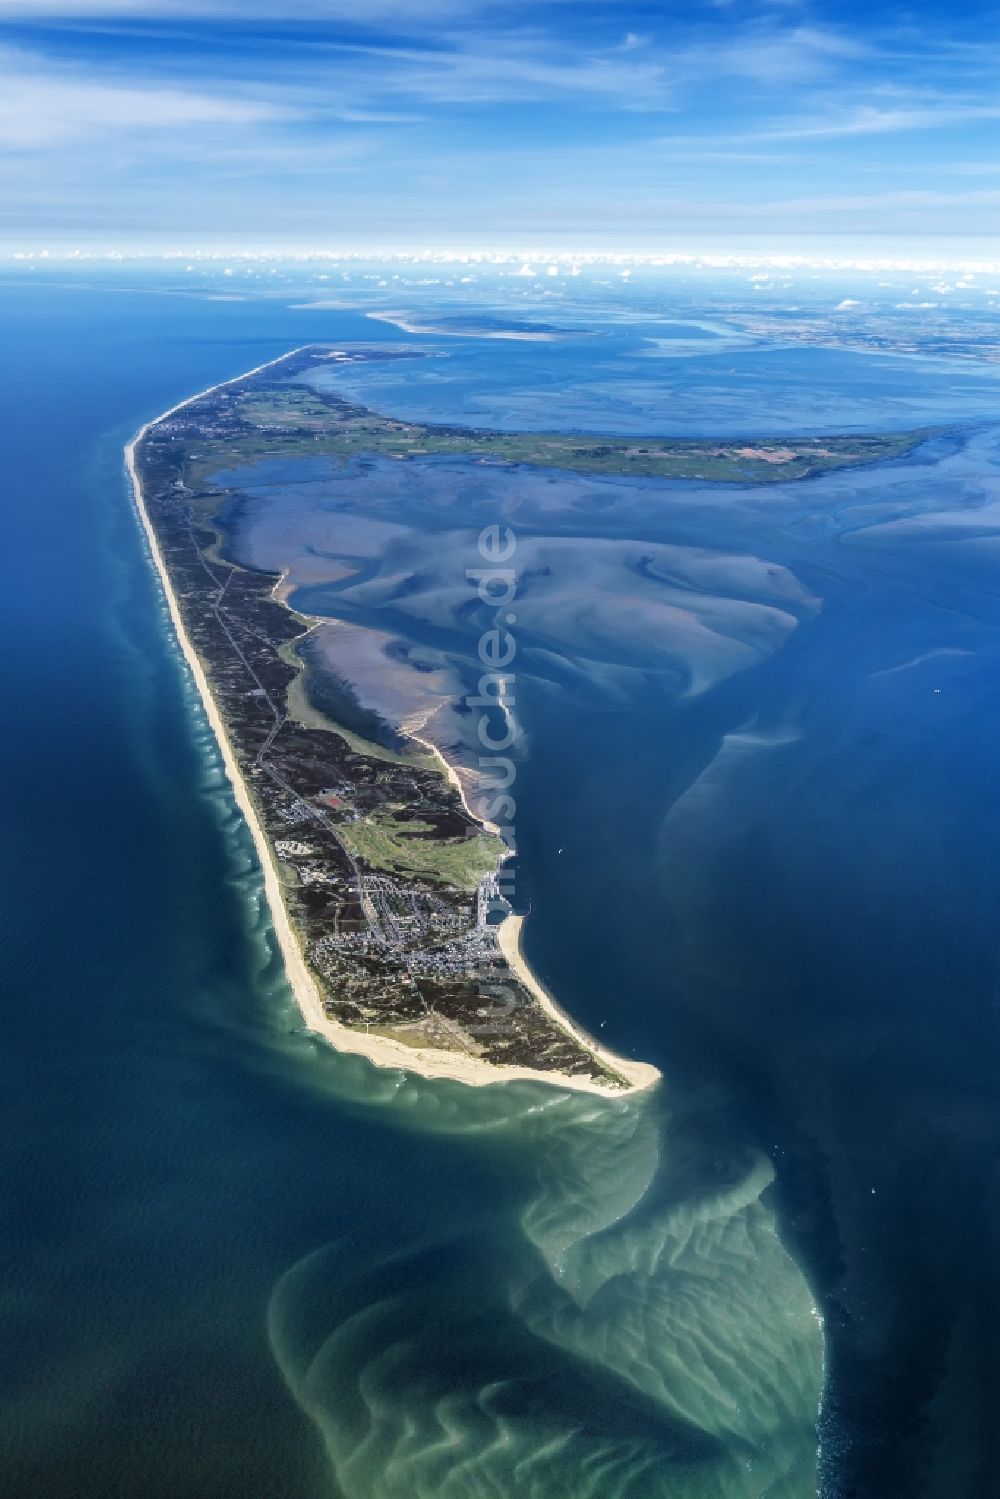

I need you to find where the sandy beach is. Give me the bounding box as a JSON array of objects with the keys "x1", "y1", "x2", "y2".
[
  {"x1": 496, "y1": 915, "x2": 660, "y2": 1091},
  {"x1": 366, "y1": 311, "x2": 559, "y2": 341},
  {"x1": 403, "y1": 716, "x2": 503, "y2": 836},
  {"x1": 125, "y1": 352, "x2": 660, "y2": 1097}
]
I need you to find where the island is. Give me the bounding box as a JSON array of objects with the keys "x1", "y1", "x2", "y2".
[{"x1": 126, "y1": 345, "x2": 927, "y2": 1094}]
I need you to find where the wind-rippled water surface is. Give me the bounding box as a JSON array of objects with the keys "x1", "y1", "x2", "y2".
[{"x1": 3, "y1": 269, "x2": 1000, "y2": 1499}]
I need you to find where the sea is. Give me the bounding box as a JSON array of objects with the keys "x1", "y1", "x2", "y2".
[{"x1": 3, "y1": 264, "x2": 1000, "y2": 1499}]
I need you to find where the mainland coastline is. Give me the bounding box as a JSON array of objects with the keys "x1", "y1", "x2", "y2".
[{"x1": 126, "y1": 350, "x2": 660, "y2": 1095}]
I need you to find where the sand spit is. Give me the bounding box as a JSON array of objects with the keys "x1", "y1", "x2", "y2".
[
  {"x1": 366, "y1": 311, "x2": 559, "y2": 341},
  {"x1": 126, "y1": 349, "x2": 659, "y2": 1097}
]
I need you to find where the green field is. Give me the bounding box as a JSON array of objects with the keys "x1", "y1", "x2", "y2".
[
  {"x1": 339, "y1": 807, "x2": 503, "y2": 890},
  {"x1": 183, "y1": 377, "x2": 932, "y2": 488}
]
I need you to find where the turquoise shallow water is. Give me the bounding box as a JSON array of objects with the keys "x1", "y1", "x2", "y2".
[{"x1": 3, "y1": 272, "x2": 1000, "y2": 1498}]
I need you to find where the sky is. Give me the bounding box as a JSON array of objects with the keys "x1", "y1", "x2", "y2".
[{"x1": 1, "y1": 0, "x2": 999, "y2": 254}]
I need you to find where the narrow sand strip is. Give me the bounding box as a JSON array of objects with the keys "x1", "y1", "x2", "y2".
[
  {"x1": 125, "y1": 350, "x2": 659, "y2": 1096},
  {"x1": 497, "y1": 915, "x2": 660, "y2": 1091},
  {"x1": 366, "y1": 311, "x2": 559, "y2": 340}
]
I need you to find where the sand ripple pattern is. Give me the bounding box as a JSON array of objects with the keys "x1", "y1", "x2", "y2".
[{"x1": 268, "y1": 1072, "x2": 822, "y2": 1497}]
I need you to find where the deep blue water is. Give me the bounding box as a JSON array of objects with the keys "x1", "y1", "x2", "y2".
[
  {"x1": 0, "y1": 282, "x2": 522, "y2": 1499},
  {"x1": 3, "y1": 272, "x2": 1000, "y2": 1499}
]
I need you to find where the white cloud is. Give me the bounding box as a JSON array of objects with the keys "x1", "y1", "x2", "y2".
[
  {"x1": 0, "y1": 0, "x2": 489, "y2": 15},
  {"x1": 699, "y1": 25, "x2": 869, "y2": 85},
  {"x1": 328, "y1": 37, "x2": 673, "y2": 109},
  {"x1": 0, "y1": 6, "x2": 997, "y2": 251},
  {"x1": 756, "y1": 102, "x2": 1000, "y2": 142},
  {"x1": 0, "y1": 46, "x2": 289, "y2": 147}
]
